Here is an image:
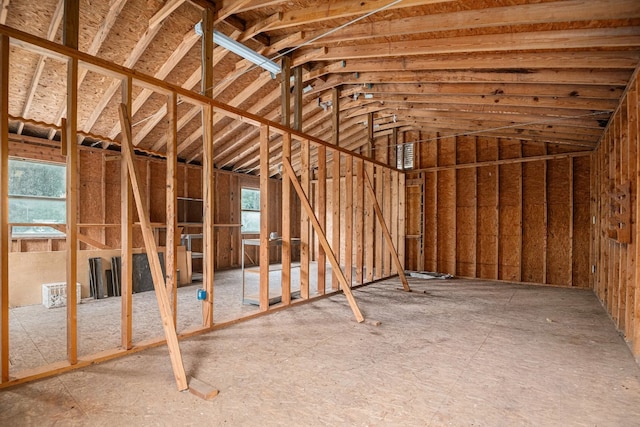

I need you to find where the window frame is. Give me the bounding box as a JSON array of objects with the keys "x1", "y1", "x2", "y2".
[
  {"x1": 8, "y1": 158, "x2": 67, "y2": 238},
  {"x1": 240, "y1": 187, "x2": 261, "y2": 235}
]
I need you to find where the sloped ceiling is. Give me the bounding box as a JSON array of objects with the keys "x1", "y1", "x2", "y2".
[{"x1": 3, "y1": 0, "x2": 640, "y2": 173}]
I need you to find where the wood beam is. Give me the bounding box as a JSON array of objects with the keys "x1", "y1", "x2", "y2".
[
  {"x1": 282, "y1": 158, "x2": 364, "y2": 323},
  {"x1": 300, "y1": 138, "x2": 310, "y2": 299},
  {"x1": 47, "y1": 0, "x2": 128, "y2": 139},
  {"x1": 293, "y1": 66, "x2": 303, "y2": 131},
  {"x1": 0, "y1": 33, "x2": 9, "y2": 383},
  {"x1": 281, "y1": 132, "x2": 291, "y2": 305},
  {"x1": 303, "y1": 0, "x2": 640, "y2": 44},
  {"x1": 201, "y1": 6, "x2": 214, "y2": 327},
  {"x1": 17, "y1": 0, "x2": 63, "y2": 135},
  {"x1": 269, "y1": 0, "x2": 453, "y2": 31},
  {"x1": 259, "y1": 125, "x2": 270, "y2": 311},
  {"x1": 166, "y1": 92, "x2": 178, "y2": 324},
  {"x1": 120, "y1": 76, "x2": 133, "y2": 350},
  {"x1": 149, "y1": 0, "x2": 186, "y2": 29},
  {"x1": 0, "y1": 0, "x2": 8, "y2": 25},
  {"x1": 281, "y1": 55, "x2": 291, "y2": 127},
  {"x1": 64, "y1": 0, "x2": 79, "y2": 367},
  {"x1": 323, "y1": 27, "x2": 640, "y2": 60},
  {"x1": 331, "y1": 87, "x2": 340, "y2": 290}
]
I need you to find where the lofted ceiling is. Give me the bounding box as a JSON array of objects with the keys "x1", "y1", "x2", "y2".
[{"x1": 3, "y1": 0, "x2": 640, "y2": 174}]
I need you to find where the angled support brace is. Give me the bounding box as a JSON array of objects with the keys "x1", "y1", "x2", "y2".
[
  {"x1": 119, "y1": 103, "x2": 189, "y2": 391},
  {"x1": 282, "y1": 157, "x2": 364, "y2": 323},
  {"x1": 364, "y1": 170, "x2": 411, "y2": 292}
]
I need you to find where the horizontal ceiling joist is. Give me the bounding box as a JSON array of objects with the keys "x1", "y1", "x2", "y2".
[
  {"x1": 321, "y1": 27, "x2": 640, "y2": 60},
  {"x1": 302, "y1": 0, "x2": 640, "y2": 44}
]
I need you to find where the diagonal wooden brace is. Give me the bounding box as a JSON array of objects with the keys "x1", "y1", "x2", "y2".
[
  {"x1": 364, "y1": 170, "x2": 411, "y2": 292},
  {"x1": 282, "y1": 157, "x2": 364, "y2": 323},
  {"x1": 119, "y1": 103, "x2": 188, "y2": 391}
]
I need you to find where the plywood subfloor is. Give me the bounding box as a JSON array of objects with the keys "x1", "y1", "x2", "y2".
[
  {"x1": 2, "y1": 278, "x2": 640, "y2": 426},
  {"x1": 7, "y1": 263, "x2": 325, "y2": 373}
]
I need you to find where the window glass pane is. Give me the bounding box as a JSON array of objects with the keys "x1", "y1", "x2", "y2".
[
  {"x1": 241, "y1": 211, "x2": 260, "y2": 234},
  {"x1": 9, "y1": 159, "x2": 66, "y2": 237},
  {"x1": 241, "y1": 188, "x2": 260, "y2": 211},
  {"x1": 9, "y1": 159, "x2": 66, "y2": 197}
]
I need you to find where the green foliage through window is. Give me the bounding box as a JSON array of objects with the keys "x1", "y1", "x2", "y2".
[
  {"x1": 9, "y1": 159, "x2": 66, "y2": 237},
  {"x1": 241, "y1": 188, "x2": 260, "y2": 234}
]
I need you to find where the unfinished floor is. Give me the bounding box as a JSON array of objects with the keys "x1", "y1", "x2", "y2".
[{"x1": 2, "y1": 278, "x2": 640, "y2": 426}]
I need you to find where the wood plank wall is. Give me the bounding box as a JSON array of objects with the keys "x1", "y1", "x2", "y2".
[
  {"x1": 405, "y1": 133, "x2": 591, "y2": 288},
  {"x1": 592, "y1": 70, "x2": 640, "y2": 359}
]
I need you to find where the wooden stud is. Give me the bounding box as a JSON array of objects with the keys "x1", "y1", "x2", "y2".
[
  {"x1": 332, "y1": 150, "x2": 341, "y2": 289},
  {"x1": 0, "y1": 33, "x2": 8, "y2": 383},
  {"x1": 281, "y1": 55, "x2": 291, "y2": 128},
  {"x1": 364, "y1": 171, "x2": 411, "y2": 292},
  {"x1": 300, "y1": 139, "x2": 311, "y2": 299},
  {"x1": 166, "y1": 92, "x2": 178, "y2": 324},
  {"x1": 317, "y1": 145, "x2": 326, "y2": 294},
  {"x1": 365, "y1": 161, "x2": 375, "y2": 282},
  {"x1": 543, "y1": 146, "x2": 548, "y2": 285},
  {"x1": 121, "y1": 76, "x2": 133, "y2": 350},
  {"x1": 300, "y1": 139, "x2": 310, "y2": 299},
  {"x1": 282, "y1": 159, "x2": 364, "y2": 322},
  {"x1": 382, "y1": 168, "x2": 391, "y2": 277},
  {"x1": 293, "y1": 66, "x2": 303, "y2": 131},
  {"x1": 473, "y1": 136, "x2": 478, "y2": 278},
  {"x1": 64, "y1": 0, "x2": 79, "y2": 366},
  {"x1": 398, "y1": 171, "x2": 406, "y2": 276},
  {"x1": 259, "y1": 125, "x2": 270, "y2": 311},
  {"x1": 375, "y1": 165, "x2": 384, "y2": 278},
  {"x1": 355, "y1": 158, "x2": 364, "y2": 284},
  {"x1": 281, "y1": 132, "x2": 292, "y2": 305},
  {"x1": 390, "y1": 169, "x2": 398, "y2": 275},
  {"x1": 495, "y1": 151, "x2": 499, "y2": 280},
  {"x1": 332, "y1": 87, "x2": 341, "y2": 290},
  {"x1": 632, "y1": 80, "x2": 640, "y2": 357},
  {"x1": 202, "y1": 104, "x2": 214, "y2": 326},
  {"x1": 119, "y1": 103, "x2": 188, "y2": 392},
  {"x1": 201, "y1": 6, "x2": 215, "y2": 327},
  {"x1": 345, "y1": 155, "x2": 353, "y2": 285}
]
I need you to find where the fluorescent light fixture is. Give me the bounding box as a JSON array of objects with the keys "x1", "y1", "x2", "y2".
[
  {"x1": 303, "y1": 85, "x2": 313, "y2": 94},
  {"x1": 195, "y1": 22, "x2": 280, "y2": 75},
  {"x1": 364, "y1": 93, "x2": 374, "y2": 99}
]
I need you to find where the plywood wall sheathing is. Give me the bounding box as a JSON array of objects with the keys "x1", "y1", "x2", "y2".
[
  {"x1": 592, "y1": 69, "x2": 640, "y2": 360},
  {"x1": 409, "y1": 134, "x2": 591, "y2": 287}
]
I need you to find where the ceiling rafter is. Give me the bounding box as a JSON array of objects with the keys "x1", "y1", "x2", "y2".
[
  {"x1": 301, "y1": 0, "x2": 640, "y2": 45},
  {"x1": 46, "y1": 0, "x2": 128, "y2": 139},
  {"x1": 17, "y1": 0, "x2": 64, "y2": 135}
]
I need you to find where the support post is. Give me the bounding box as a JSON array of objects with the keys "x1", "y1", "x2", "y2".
[
  {"x1": 281, "y1": 55, "x2": 291, "y2": 127},
  {"x1": 64, "y1": 0, "x2": 80, "y2": 365},
  {"x1": 120, "y1": 76, "x2": 133, "y2": 350},
  {"x1": 259, "y1": 125, "x2": 270, "y2": 311},
  {"x1": 166, "y1": 92, "x2": 178, "y2": 324},
  {"x1": 317, "y1": 145, "x2": 326, "y2": 295},
  {"x1": 281, "y1": 132, "x2": 292, "y2": 305},
  {"x1": 300, "y1": 139, "x2": 310, "y2": 299},
  {"x1": 331, "y1": 87, "x2": 341, "y2": 289},
  {"x1": 0, "y1": 33, "x2": 9, "y2": 383},
  {"x1": 293, "y1": 66, "x2": 303, "y2": 131},
  {"x1": 201, "y1": 6, "x2": 215, "y2": 327}
]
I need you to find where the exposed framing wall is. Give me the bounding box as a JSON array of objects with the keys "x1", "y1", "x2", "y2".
[
  {"x1": 0, "y1": 20, "x2": 405, "y2": 388},
  {"x1": 405, "y1": 133, "x2": 591, "y2": 288},
  {"x1": 592, "y1": 68, "x2": 640, "y2": 360}
]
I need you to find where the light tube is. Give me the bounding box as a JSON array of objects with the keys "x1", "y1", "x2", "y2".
[{"x1": 195, "y1": 22, "x2": 280, "y2": 75}]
